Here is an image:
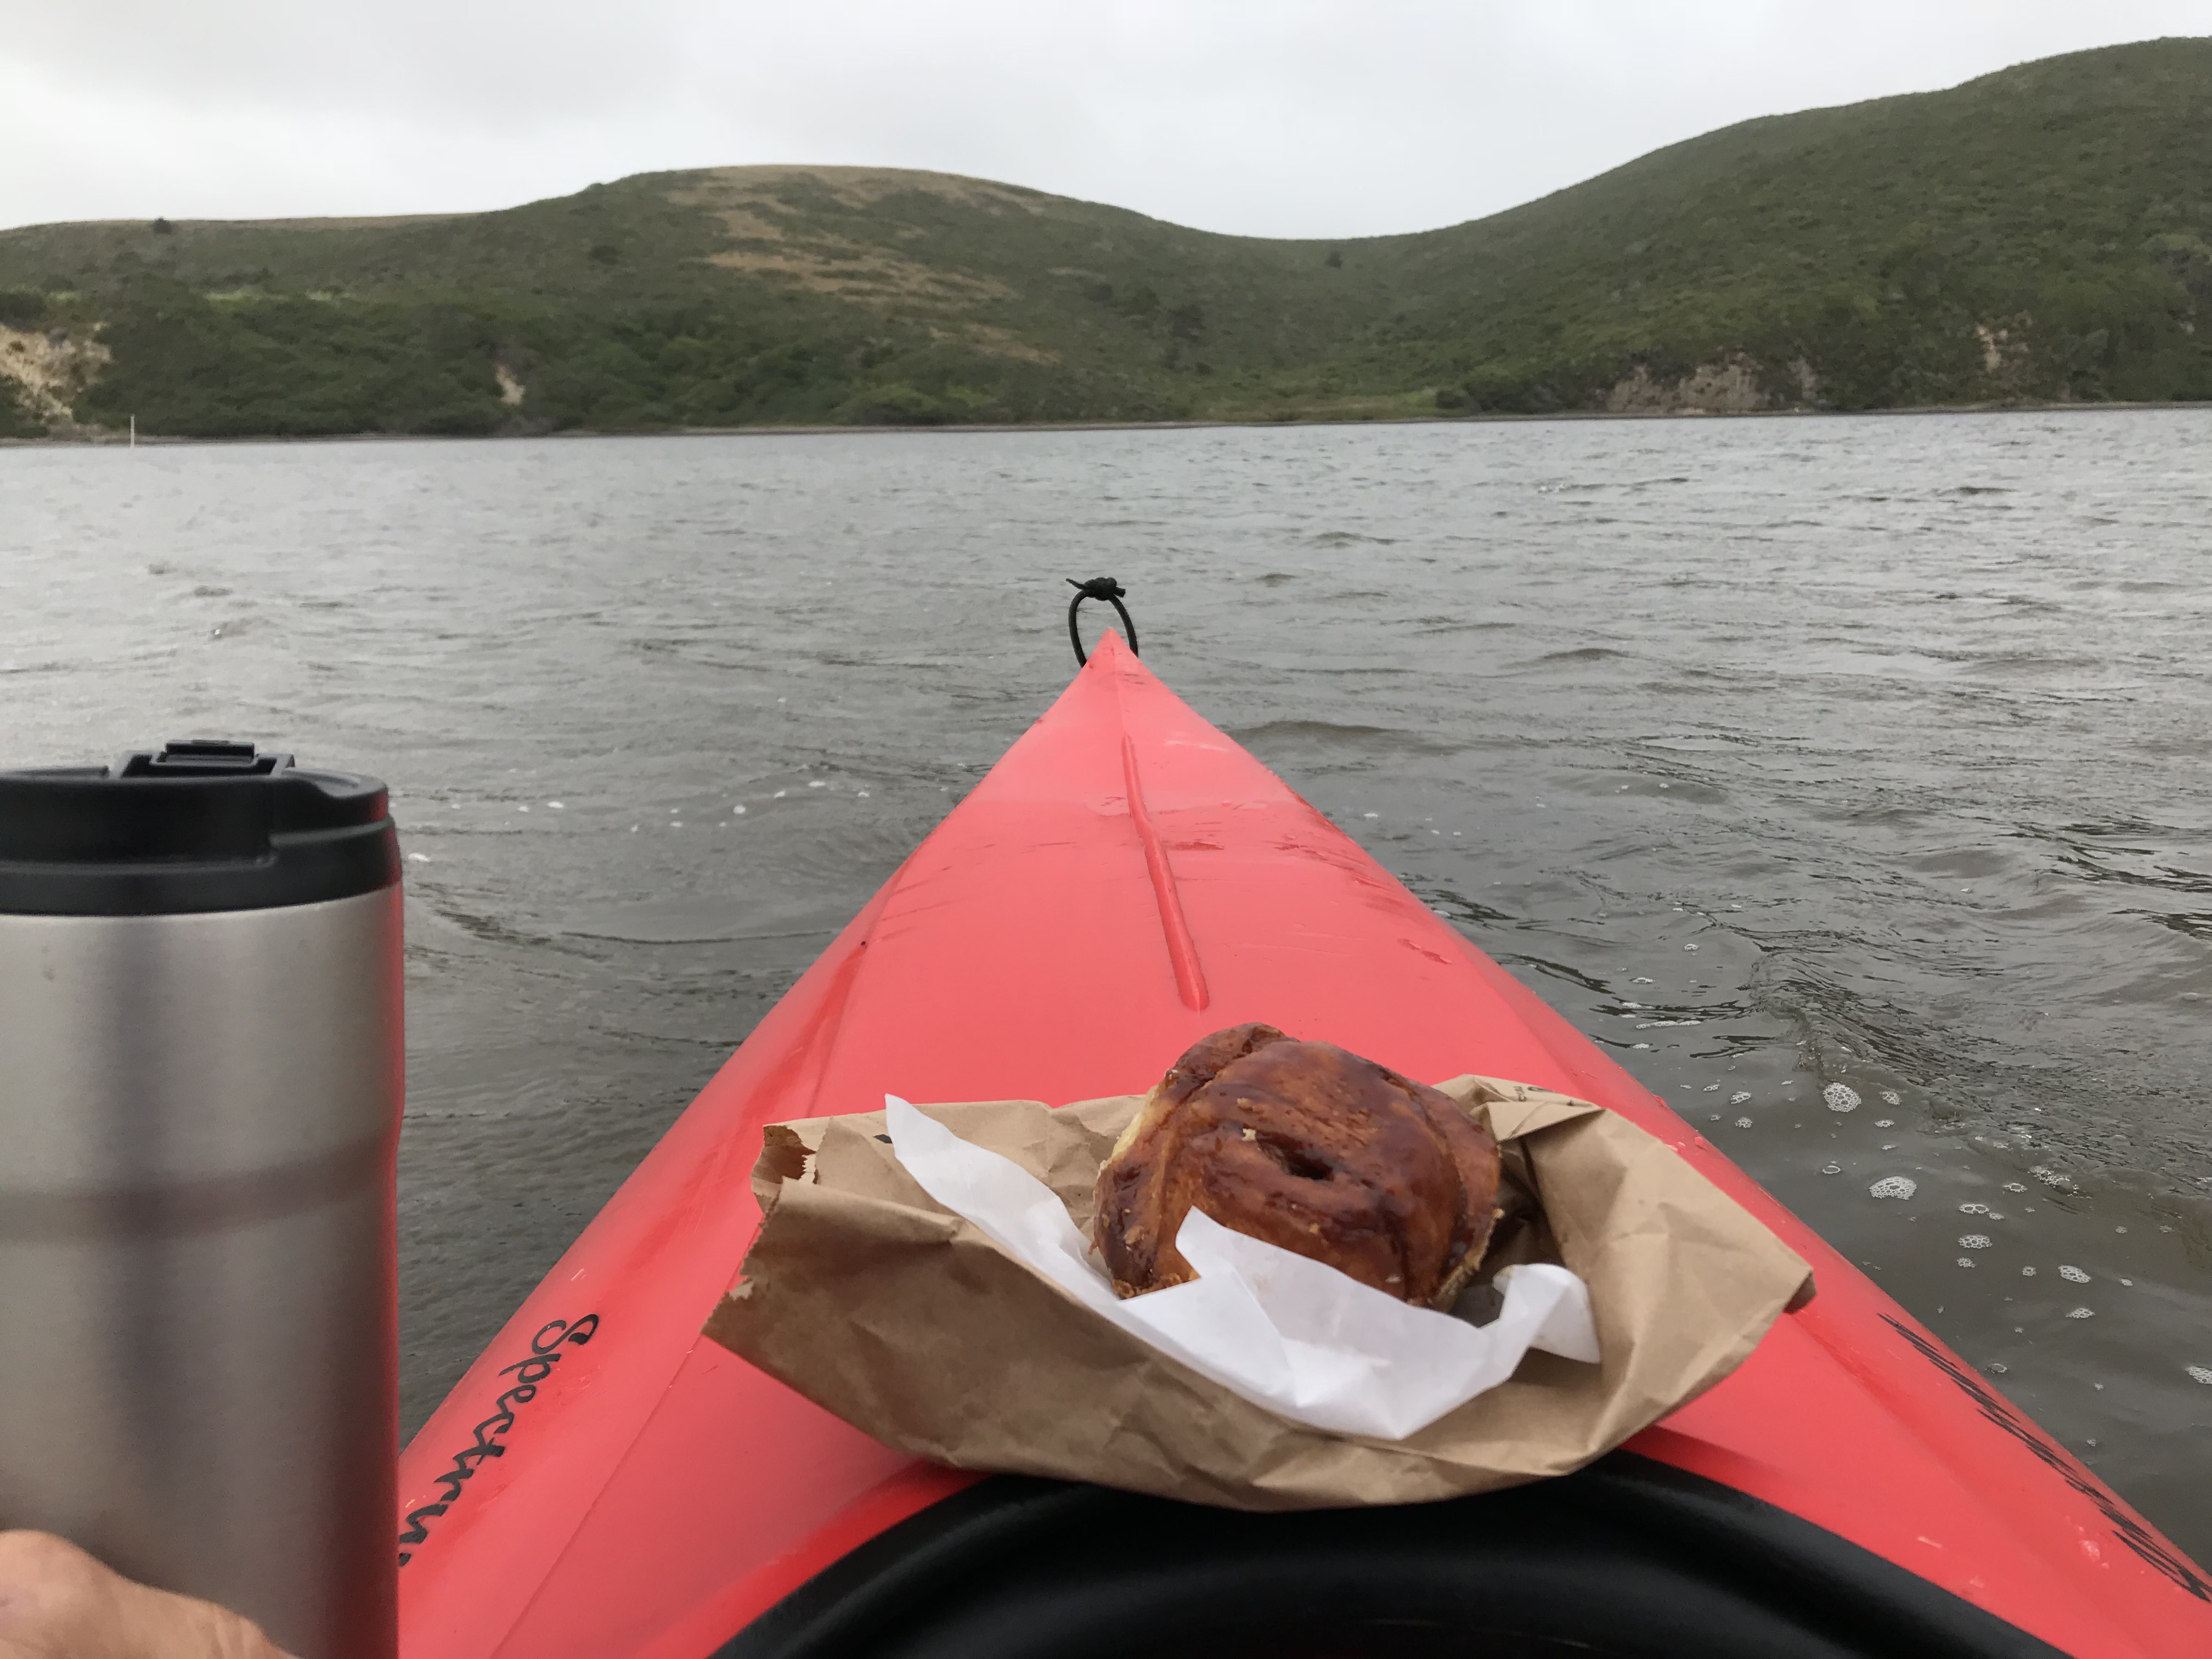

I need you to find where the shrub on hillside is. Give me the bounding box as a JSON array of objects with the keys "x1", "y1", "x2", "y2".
[
  {"x1": 75, "y1": 274, "x2": 511, "y2": 438},
  {"x1": 0, "y1": 376, "x2": 41, "y2": 438},
  {"x1": 843, "y1": 383, "x2": 949, "y2": 425}
]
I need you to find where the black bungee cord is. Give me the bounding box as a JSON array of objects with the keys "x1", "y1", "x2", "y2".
[{"x1": 1066, "y1": 577, "x2": 1138, "y2": 665}]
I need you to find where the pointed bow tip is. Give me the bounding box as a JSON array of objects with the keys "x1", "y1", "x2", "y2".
[{"x1": 1078, "y1": 628, "x2": 1154, "y2": 681}]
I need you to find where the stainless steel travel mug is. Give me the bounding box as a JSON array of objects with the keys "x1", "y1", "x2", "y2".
[{"x1": 0, "y1": 739, "x2": 402, "y2": 1658}]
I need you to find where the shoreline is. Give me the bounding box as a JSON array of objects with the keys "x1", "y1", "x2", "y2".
[{"x1": 2, "y1": 397, "x2": 2203, "y2": 450}]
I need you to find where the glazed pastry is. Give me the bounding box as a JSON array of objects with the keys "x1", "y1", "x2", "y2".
[{"x1": 1092, "y1": 1023, "x2": 1502, "y2": 1307}]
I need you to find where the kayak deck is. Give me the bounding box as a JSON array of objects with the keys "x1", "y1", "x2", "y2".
[{"x1": 397, "y1": 634, "x2": 2210, "y2": 1659}]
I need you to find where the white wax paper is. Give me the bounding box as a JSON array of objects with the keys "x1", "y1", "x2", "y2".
[{"x1": 885, "y1": 1094, "x2": 1599, "y2": 1441}]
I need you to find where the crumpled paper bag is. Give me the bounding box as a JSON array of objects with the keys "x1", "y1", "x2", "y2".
[
  {"x1": 882, "y1": 1093, "x2": 1599, "y2": 1439},
  {"x1": 704, "y1": 1076, "x2": 1815, "y2": 1510}
]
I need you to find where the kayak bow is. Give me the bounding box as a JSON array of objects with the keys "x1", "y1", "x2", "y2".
[{"x1": 398, "y1": 634, "x2": 2210, "y2": 1659}]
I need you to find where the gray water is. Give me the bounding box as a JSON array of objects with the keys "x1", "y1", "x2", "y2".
[{"x1": 4, "y1": 410, "x2": 2209, "y2": 1561}]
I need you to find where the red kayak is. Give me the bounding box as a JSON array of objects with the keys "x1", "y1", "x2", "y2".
[{"x1": 396, "y1": 633, "x2": 2211, "y2": 1659}]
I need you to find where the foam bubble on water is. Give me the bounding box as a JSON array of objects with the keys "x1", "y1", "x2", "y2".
[
  {"x1": 547, "y1": 801, "x2": 564, "y2": 810},
  {"x1": 2002, "y1": 1182, "x2": 2026, "y2": 1193},
  {"x1": 1990, "y1": 1362, "x2": 2008, "y2": 1373},
  {"x1": 2187, "y1": 1366, "x2": 2212, "y2": 1386},
  {"x1": 732, "y1": 804, "x2": 746, "y2": 815},
  {"x1": 1870, "y1": 1176, "x2": 1917, "y2": 1200},
  {"x1": 1735, "y1": 1116, "x2": 1754, "y2": 1128},
  {"x1": 1822, "y1": 1163, "x2": 1842, "y2": 1175},
  {"x1": 809, "y1": 780, "x2": 828, "y2": 789},
  {"x1": 856, "y1": 791, "x2": 870, "y2": 799},
  {"x1": 1633, "y1": 977, "x2": 1654, "y2": 984},
  {"x1": 1684, "y1": 943, "x2": 1700, "y2": 951},
  {"x1": 1874, "y1": 1119, "x2": 1894, "y2": 1128},
  {"x1": 1881, "y1": 1090, "x2": 1902, "y2": 1105},
  {"x1": 1362, "y1": 811, "x2": 1379, "y2": 819},
  {"x1": 773, "y1": 789, "x2": 788, "y2": 799},
  {"x1": 1824, "y1": 1084, "x2": 1861, "y2": 1113},
  {"x1": 1957, "y1": 1257, "x2": 1977, "y2": 1268},
  {"x1": 1730, "y1": 1092, "x2": 1752, "y2": 1104},
  {"x1": 1987, "y1": 1212, "x2": 2005, "y2": 1221},
  {"x1": 2059, "y1": 1265, "x2": 2090, "y2": 1283},
  {"x1": 1959, "y1": 1234, "x2": 1993, "y2": 1249},
  {"x1": 516, "y1": 804, "x2": 530, "y2": 813},
  {"x1": 2022, "y1": 1266, "x2": 2037, "y2": 1276},
  {"x1": 1960, "y1": 1203, "x2": 1989, "y2": 1215},
  {"x1": 1703, "y1": 1084, "x2": 1720, "y2": 1092},
  {"x1": 2067, "y1": 1307, "x2": 2095, "y2": 1319}
]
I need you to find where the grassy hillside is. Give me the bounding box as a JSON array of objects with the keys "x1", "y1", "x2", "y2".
[
  {"x1": 1389, "y1": 37, "x2": 2212, "y2": 412},
  {"x1": 3, "y1": 37, "x2": 2209, "y2": 438}
]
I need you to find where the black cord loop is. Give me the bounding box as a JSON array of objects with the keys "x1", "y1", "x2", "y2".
[{"x1": 1066, "y1": 577, "x2": 1138, "y2": 665}]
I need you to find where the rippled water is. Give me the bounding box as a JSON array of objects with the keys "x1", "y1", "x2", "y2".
[{"x1": 3, "y1": 410, "x2": 2209, "y2": 1560}]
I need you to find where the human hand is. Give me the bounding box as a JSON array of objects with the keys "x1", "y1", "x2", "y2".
[{"x1": 0, "y1": 1532, "x2": 291, "y2": 1659}]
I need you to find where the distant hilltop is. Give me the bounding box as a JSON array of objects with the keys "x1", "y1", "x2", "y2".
[{"x1": 3, "y1": 37, "x2": 2210, "y2": 441}]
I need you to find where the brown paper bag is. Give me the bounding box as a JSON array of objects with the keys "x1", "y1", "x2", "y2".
[{"x1": 704, "y1": 1076, "x2": 1813, "y2": 1510}]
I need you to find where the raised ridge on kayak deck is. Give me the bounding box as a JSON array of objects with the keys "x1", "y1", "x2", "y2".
[{"x1": 397, "y1": 633, "x2": 2212, "y2": 1659}]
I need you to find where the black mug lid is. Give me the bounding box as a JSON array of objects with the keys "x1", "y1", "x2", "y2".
[{"x1": 0, "y1": 740, "x2": 400, "y2": 917}]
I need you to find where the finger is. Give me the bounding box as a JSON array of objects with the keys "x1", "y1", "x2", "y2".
[
  {"x1": 0, "y1": 1532, "x2": 292, "y2": 1659},
  {"x1": 105, "y1": 1571, "x2": 293, "y2": 1659}
]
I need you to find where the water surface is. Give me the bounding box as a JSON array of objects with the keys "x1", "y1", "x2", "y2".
[{"x1": 4, "y1": 409, "x2": 2208, "y2": 1557}]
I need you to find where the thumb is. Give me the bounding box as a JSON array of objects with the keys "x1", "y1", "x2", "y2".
[{"x1": 0, "y1": 1531, "x2": 294, "y2": 1659}]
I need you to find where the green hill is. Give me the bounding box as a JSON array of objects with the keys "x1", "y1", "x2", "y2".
[{"x1": 3, "y1": 37, "x2": 2209, "y2": 439}]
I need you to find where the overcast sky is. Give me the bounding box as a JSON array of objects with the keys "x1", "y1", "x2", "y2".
[{"x1": 2, "y1": 2, "x2": 2204, "y2": 240}]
